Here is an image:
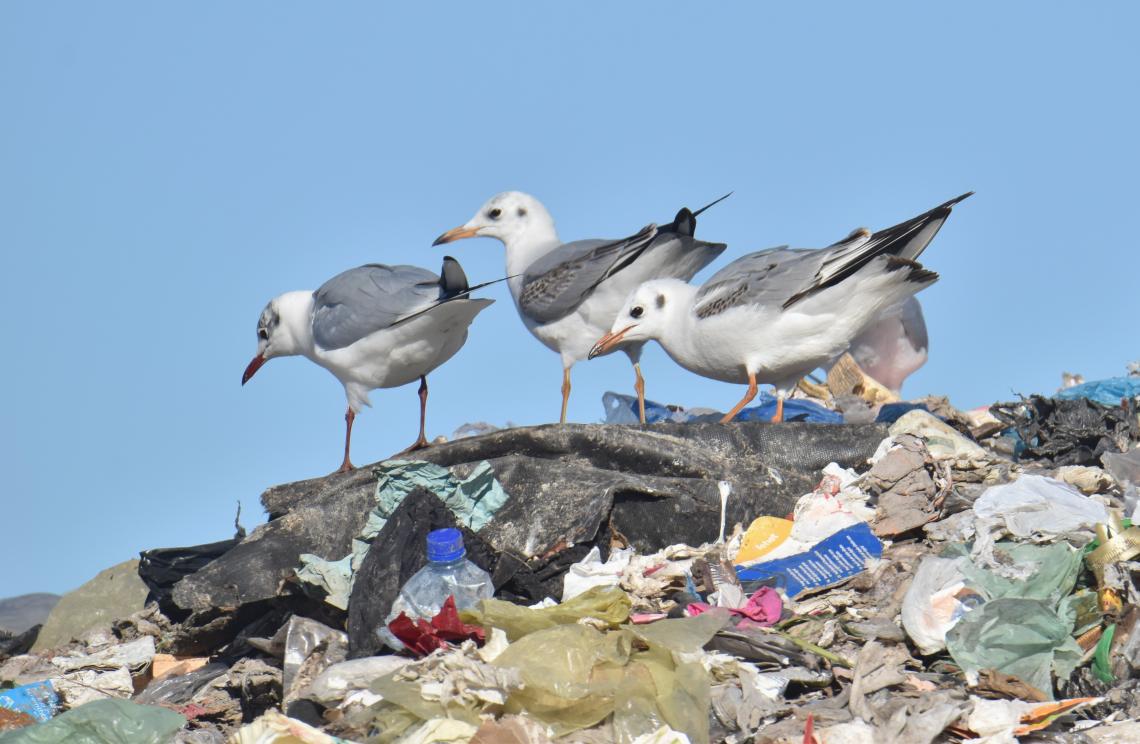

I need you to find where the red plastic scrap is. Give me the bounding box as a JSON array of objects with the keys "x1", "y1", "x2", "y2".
[{"x1": 388, "y1": 595, "x2": 486, "y2": 657}]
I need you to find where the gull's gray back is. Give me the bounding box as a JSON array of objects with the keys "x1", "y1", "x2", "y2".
[
  {"x1": 518, "y1": 225, "x2": 726, "y2": 325},
  {"x1": 312, "y1": 264, "x2": 441, "y2": 351},
  {"x1": 517, "y1": 226, "x2": 657, "y2": 325}
]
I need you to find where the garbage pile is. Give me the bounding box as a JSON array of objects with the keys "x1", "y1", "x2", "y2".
[{"x1": 5, "y1": 372, "x2": 1140, "y2": 743}]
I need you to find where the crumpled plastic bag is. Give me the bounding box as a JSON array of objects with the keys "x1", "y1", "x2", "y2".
[
  {"x1": 972, "y1": 474, "x2": 1108, "y2": 540},
  {"x1": 467, "y1": 585, "x2": 631, "y2": 641},
  {"x1": 563, "y1": 546, "x2": 634, "y2": 601},
  {"x1": 946, "y1": 597, "x2": 1083, "y2": 697},
  {"x1": 0, "y1": 699, "x2": 184, "y2": 744}
]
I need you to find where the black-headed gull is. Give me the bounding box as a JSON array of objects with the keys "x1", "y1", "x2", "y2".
[
  {"x1": 590, "y1": 193, "x2": 971, "y2": 422},
  {"x1": 242, "y1": 257, "x2": 493, "y2": 472},
  {"x1": 433, "y1": 192, "x2": 728, "y2": 423}
]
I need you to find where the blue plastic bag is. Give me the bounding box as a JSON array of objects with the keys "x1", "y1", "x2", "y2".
[
  {"x1": 602, "y1": 391, "x2": 843, "y2": 425},
  {"x1": 1055, "y1": 377, "x2": 1140, "y2": 407}
]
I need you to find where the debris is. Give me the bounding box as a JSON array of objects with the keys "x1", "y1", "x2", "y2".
[
  {"x1": 13, "y1": 383, "x2": 1140, "y2": 742},
  {"x1": 0, "y1": 681, "x2": 58, "y2": 724},
  {"x1": 0, "y1": 698, "x2": 184, "y2": 744},
  {"x1": 736, "y1": 522, "x2": 883, "y2": 599},
  {"x1": 972, "y1": 474, "x2": 1108, "y2": 540}
]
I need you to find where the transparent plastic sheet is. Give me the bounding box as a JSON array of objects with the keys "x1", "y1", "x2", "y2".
[
  {"x1": 467, "y1": 585, "x2": 631, "y2": 641},
  {"x1": 490, "y1": 624, "x2": 629, "y2": 735}
]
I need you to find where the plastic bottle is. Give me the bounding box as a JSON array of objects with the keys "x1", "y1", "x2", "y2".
[{"x1": 378, "y1": 528, "x2": 494, "y2": 651}]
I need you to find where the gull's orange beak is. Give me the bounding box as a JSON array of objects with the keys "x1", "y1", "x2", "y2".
[
  {"x1": 432, "y1": 225, "x2": 481, "y2": 246},
  {"x1": 242, "y1": 354, "x2": 267, "y2": 385},
  {"x1": 589, "y1": 325, "x2": 636, "y2": 360}
]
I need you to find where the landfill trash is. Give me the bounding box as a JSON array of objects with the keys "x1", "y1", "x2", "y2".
[
  {"x1": 378, "y1": 528, "x2": 493, "y2": 652},
  {"x1": 228, "y1": 710, "x2": 351, "y2": 743},
  {"x1": 972, "y1": 474, "x2": 1108, "y2": 540},
  {"x1": 603, "y1": 391, "x2": 843, "y2": 425},
  {"x1": 0, "y1": 699, "x2": 184, "y2": 744},
  {"x1": 736, "y1": 522, "x2": 883, "y2": 598},
  {"x1": 0, "y1": 682, "x2": 58, "y2": 724},
  {"x1": 11, "y1": 380, "x2": 1140, "y2": 742},
  {"x1": 563, "y1": 546, "x2": 634, "y2": 600},
  {"x1": 1055, "y1": 376, "x2": 1140, "y2": 407},
  {"x1": 298, "y1": 461, "x2": 508, "y2": 610}
]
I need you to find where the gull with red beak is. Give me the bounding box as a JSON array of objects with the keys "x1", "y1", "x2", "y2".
[
  {"x1": 591, "y1": 193, "x2": 971, "y2": 422},
  {"x1": 433, "y1": 191, "x2": 729, "y2": 423},
  {"x1": 242, "y1": 257, "x2": 494, "y2": 473}
]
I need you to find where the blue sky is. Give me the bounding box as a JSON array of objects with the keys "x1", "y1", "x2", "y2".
[{"x1": 3, "y1": 3, "x2": 1137, "y2": 598}]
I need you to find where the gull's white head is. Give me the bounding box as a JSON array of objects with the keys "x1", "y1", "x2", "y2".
[
  {"x1": 433, "y1": 191, "x2": 557, "y2": 248},
  {"x1": 589, "y1": 279, "x2": 688, "y2": 359},
  {"x1": 241, "y1": 291, "x2": 312, "y2": 385}
]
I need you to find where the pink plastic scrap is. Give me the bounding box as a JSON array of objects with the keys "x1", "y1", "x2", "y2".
[{"x1": 687, "y1": 586, "x2": 783, "y2": 627}]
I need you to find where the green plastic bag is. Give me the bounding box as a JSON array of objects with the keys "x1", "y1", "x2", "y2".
[
  {"x1": 0, "y1": 699, "x2": 185, "y2": 744},
  {"x1": 946, "y1": 597, "x2": 1084, "y2": 698}
]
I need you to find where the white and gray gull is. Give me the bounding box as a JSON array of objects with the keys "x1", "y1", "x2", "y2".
[
  {"x1": 590, "y1": 193, "x2": 972, "y2": 422},
  {"x1": 242, "y1": 257, "x2": 494, "y2": 473},
  {"x1": 432, "y1": 192, "x2": 729, "y2": 423}
]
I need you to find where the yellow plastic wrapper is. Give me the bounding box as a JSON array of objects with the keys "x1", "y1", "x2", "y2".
[
  {"x1": 491, "y1": 624, "x2": 629, "y2": 735},
  {"x1": 467, "y1": 585, "x2": 632, "y2": 640}
]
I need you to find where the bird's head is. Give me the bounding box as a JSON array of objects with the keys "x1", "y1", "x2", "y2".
[
  {"x1": 589, "y1": 280, "x2": 681, "y2": 359},
  {"x1": 242, "y1": 292, "x2": 310, "y2": 385},
  {"x1": 433, "y1": 191, "x2": 556, "y2": 248}
]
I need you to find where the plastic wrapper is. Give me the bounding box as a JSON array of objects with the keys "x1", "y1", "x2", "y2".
[
  {"x1": 0, "y1": 682, "x2": 58, "y2": 725},
  {"x1": 136, "y1": 663, "x2": 229, "y2": 706},
  {"x1": 468, "y1": 585, "x2": 631, "y2": 641}
]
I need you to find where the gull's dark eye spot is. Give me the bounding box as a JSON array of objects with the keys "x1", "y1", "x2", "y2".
[
  {"x1": 489, "y1": 208, "x2": 502, "y2": 220},
  {"x1": 258, "y1": 328, "x2": 269, "y2": 340},
  {"x1": 517, "y1": 207, "x2": 527, "y2": 217},
  {"x1": 630, "y1": 306, "x2": 644, "y2": 319}
]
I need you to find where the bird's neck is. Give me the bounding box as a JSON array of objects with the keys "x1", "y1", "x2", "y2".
[
  {"x1": 273, "y1": 291, "x2": 317, "y2": 358},
  {"x1": 502, "y1": 225, "x2": 561, "y2": 300},
  {"x1": 650, "y1": 282, "x2": 704, "y2": 364}
]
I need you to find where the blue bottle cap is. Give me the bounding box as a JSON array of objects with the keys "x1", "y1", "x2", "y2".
[{"x1": 426, "y1": 528, "x2": 466, "y2": 562}]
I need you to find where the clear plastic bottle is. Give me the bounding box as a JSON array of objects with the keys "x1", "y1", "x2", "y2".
[{"x1": 378, "y1": 528, "x2": 494, "y2": 651}]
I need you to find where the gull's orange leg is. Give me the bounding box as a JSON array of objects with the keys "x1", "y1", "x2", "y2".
[
  {"x1": 334, "y1": 407, "x2": 356, "y2": 474},
  {"x1": 773, "y1": 394, "x2": 785, "y2": 423},
  {"x1": 720, "y1": 372, "x2": 758, "y2": 423},
  {"x1": 560, "y1": 367, "x2": 571, "y2": 424},
  {"x1": 634, "y1": 363, "x2": 647, "y2": 424},
  {"x1": 397, "y1": 376, "x2": 432, "y2": 454}
]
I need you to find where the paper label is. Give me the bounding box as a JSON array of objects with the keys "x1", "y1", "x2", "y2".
[{"x1": 735, "y1": 522, "x2": 883, "y2": 598}]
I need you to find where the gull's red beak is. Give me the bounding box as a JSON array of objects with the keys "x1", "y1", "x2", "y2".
[
  {"x1": 432, "y1": 225, "x2": 481, "y2": 246},
  {"x1": 242, "y1": 354, "x2": 267, "y2": 385},
  {"x1": 589, "y1": 325, "x2": 636, "y2": 360}
]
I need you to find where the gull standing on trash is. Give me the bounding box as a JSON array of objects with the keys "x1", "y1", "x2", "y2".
[
  {"x1": 242, "y1": 257, "x2": 494, "y2": 472},
  {"x1": 590, "y1": 193, "x2": 972, "y2": 422},
  {"x1": 433, "y1": 192, "x2": 728, "y2": 423}
]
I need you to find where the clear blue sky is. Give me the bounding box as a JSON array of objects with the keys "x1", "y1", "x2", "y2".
[{"x1": 3, "y1": 3, "x2": 1137, "y2": 598}]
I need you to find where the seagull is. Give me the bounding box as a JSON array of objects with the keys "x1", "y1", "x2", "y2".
[
  {"x1": 590, "y1": 193, "x2": 972, "y2": 423},
  {"x1": 242, "y1": 257, "x2": 494, "y2": 473},
  {"x1": 845, "y1": 296, "x2": 928, "y2": 394},
  {"x1": 433, "y1": 192, "x2": 728, "y2": 423}
]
